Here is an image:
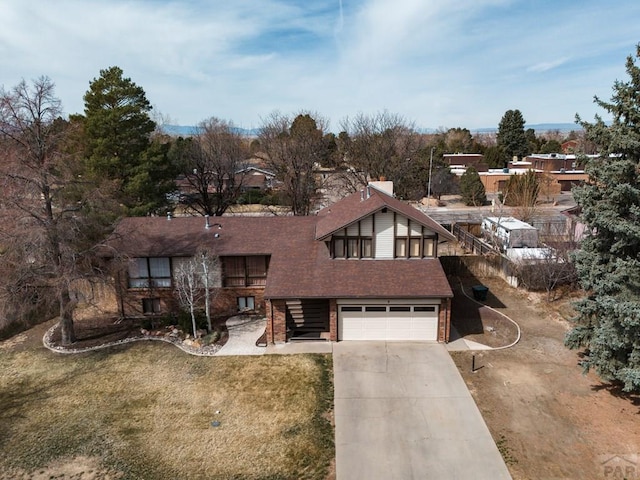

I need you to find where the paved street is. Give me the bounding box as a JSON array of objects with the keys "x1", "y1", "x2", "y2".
[{"x1": 333, "y1": 342, "x2": 512, "y2": 479}]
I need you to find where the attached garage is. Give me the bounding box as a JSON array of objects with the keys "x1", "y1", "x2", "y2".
[{"x1": 338, "y1": 301, "x2": 440, "y2": 341}]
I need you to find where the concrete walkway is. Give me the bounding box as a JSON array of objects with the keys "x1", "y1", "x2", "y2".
[
  {"x1": 215, "y1": 316, "x2": 267, "y2": 356},
  {"x1": 333, "y1": 342, "x2": 511, "y2": 479},
  {"x1": 215, "y1": 316, "x2": 334, "y2": 356}
]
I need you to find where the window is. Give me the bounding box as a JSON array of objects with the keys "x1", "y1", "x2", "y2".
[
  {"x1": 423, "y1": 238, "x2": 435, "y2": 257},
  {"x1": 409, "y1": 238, "x2": 421, "y2": 257},
  {"x1": 129, "y1": 257, "x2": 171, "y2": 288},
  {"x1": 333, "y1": 236, "x2": 373, "y2": 259},
  {"x1": 347, "y1": 238, "x2": 359, "y2": 258},
  {"x1": 340, "y1": 306, "x2": 363, "y2": 312},
  {"x1": 414, "y1": 306, "x2": 436, "y2": 312},
  {"x1": 142, "y1": 298, "x2": 161, "y2": 314},
  {"x1": 361, "y1": 238, "x2": 373, "y2": 258},
  {"x1": 246, "y1": 256, "x2": 268, "y2": 286},
  {"x1": 365, "y1": 306, "x2": 386, "y2": 312},
  {"x1": 237, "y1": 296, "x2": 255, "y2": 310},
  {"x1": 389, "y1": 306, "x2": 411, "y2": 312},
  {"x1": 395, "y1": 218, "x2": 437, "y2": 258},
  {"x1": 223, "y1": 256, "x2": 269, "y2": 287}
]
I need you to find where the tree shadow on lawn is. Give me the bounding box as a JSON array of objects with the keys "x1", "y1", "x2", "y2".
[
  {"x1": 449, "y1": 272, "x2": 507, "y2": 337},
  {"x1": 591, "y1": 382, "x2": 640, "y2": 410}
]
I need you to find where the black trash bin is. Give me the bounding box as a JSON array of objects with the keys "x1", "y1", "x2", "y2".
[{"x1": 471, "y1": 285, "x2": 489, "y2": 301}]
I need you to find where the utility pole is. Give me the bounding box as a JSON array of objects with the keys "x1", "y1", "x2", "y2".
[{"x1": 427, "y1": 147, "x2": 434, "y2": 210}]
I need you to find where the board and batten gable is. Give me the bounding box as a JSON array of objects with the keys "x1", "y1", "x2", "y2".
[
  {"x1": 330, "y1": 209, "x2": 440, "y2": 259},
  {"x1": 374, "y1": 210, "x2": 395, "y2": 259}
]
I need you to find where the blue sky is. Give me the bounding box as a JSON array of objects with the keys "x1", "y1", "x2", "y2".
[{"x1": 2, "y1": 0, "x2": 639, "y2": 131}]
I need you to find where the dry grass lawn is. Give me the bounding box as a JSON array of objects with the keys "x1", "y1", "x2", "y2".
[{"x1": 0, "y1": 328, "x2": 334, "y2": 480}]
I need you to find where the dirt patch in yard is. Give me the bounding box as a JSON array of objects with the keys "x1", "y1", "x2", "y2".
[
  {"x1": 450, "y1": 276, "x2": 640, "y2": 480},
  {"x1": 450, "y1": 278, "x2": 519, "y2": 348}
]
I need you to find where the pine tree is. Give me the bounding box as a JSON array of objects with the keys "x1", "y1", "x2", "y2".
[
  {"x1": 564, "y1": 45, "x2": 640, "y2": 392},
  {"x1": 80, "y1": 66, "x2": 176, "y2": 215},
  {"x1": 459, "y1": 166, "x2": 486, "y2": 206},
  {"x1": 497, "y1": 109, "x2": 529, "y2": 163}
]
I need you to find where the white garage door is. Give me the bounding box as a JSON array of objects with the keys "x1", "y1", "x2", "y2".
[{"x1": 338, "y1": 304, "x2": 439, "y2": 341}]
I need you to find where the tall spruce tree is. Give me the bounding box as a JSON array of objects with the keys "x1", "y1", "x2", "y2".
[
  {"x1": 497, "y1": 109, "x2": 528, "y2": 164},
  {"x1": 564, "y1": 45, "x2": 640, "y2": 392}
]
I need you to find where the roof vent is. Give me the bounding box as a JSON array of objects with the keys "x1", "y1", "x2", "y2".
[
  {"x1": 205, "y1": 215, "x2": 210, "y2": 229},
  {"x1": 366, "y1": 186, "x2": 371, "y2": 198},
  {"x1": 167, "y1": 212, "x2": 172, "y2": 220}
]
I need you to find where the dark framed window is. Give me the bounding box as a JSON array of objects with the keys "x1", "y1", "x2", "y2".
[
  {"x1": 395, "y1": 238, "x2": 407, "y2": 258},
  {"x1": 142, "y1": 298, "x2": 161, "y2": 314},
  {"x1": 129, "y1": 257, "x2": 171, "y2": 288},
  {"x1": 414, "y1": 306, "x2": 436, "y2": 312},
  {"x1": 223, "y1": 256, "x2": 269, "y2": 287},
  {"x1": 389, "y1": 306, "x2": 411, "y2": 312},
  {"x1": 395, "y1": 219, "x2": 437, "y2": 259},
  {"x1": 365, "y1": 306, "x2": 386, "y2": 312},
  {"x1": 340, "y1": 306, "x2": 363, "y2": 312},
  {"x1": 333, "y1": 236, "x2": 373, "y2": 259},
  {"x1": 237, "y1": 296, "x2": 255, "y2": 310}
]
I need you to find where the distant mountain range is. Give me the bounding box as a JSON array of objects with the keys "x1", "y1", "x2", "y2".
[
  {"x1": 161, "y1": 124, "x2": 261, "y2": 137},
  {"x1": 161, "y1": 122, "x2": 581, "y2": 137},
  {"x1": 471, "y1": 123, "x2": 581, "y2": 134}
]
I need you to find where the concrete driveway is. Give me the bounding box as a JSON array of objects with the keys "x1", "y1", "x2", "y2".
[{"x1": 333, "y1": 342, "x2": 511, "y2": 479}]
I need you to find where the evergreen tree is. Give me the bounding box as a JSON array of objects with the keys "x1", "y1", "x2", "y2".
[
  {"x1": 564, "y1": 45, "x2": 640, "y2": 392},
  {"x1": 459, "y1": 166, "x2": 486, "y2": 206},
  {"x1": 497, "y1": 109, "x2": 529, "y2": 163},
  {"x1": 80, "y1": 66, "x2": 176, "y2": 215}
]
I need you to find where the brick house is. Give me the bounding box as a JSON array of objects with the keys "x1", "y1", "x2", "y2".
[{"x1": 106, "y1": 182, "x2": 455, "y2": 343}]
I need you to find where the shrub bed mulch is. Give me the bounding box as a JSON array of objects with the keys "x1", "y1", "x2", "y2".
[{"x1": 44, "y1": 315, "x2": 229, "y2": 356}]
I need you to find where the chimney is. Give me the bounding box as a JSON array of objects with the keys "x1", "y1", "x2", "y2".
[{"x1": 205, "y1": 215, "x2": 210, "y2": 229}]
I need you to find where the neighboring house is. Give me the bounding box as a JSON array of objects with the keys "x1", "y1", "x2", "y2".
[
  {"x1": 106, "y1": 182, "x2": 456, "y2": 343},
  {"x1": 444, "y1": 153, "x2": 488, "y2": 172},
  {"x1": 521, "y1": 154, "x2": 585, "y2": 172},
  {"x1": 234, "y1": 166, "x2": 277, "y2": 192}
]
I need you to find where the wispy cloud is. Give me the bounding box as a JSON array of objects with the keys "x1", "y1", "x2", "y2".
[
  {"x1": 527, "y1": 58, "x2": 570, "y2": 73},
  {"x1": 1, "y1": 0, "x2": 638, "y2": 129}
]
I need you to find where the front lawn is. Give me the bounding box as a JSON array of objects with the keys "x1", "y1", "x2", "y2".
[{"x1": 0, "y1": 334, "x2": 334, "y2": 479}]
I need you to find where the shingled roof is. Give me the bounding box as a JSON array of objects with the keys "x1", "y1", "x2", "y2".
[
  {"x1": 315, "y1": 186, "x2": 455, "y2": 241},
  {"x1": 106, "y1": 190, "x2": 455, "y2": 300}
]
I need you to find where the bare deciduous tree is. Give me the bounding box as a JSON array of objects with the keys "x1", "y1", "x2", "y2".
[
  {"x1": 178, "y1": 118, "x2": 249, "y2": 216},
  {"x1": 339, "y1": 111, "x2": 423, "y2": 197},
  {"x1": 0, "y1": 77, "x2": 118, "y2": 344},
  {"x1": 173, "y1": 249, "x2": 220, "y2": 336},
  {"x1": 514, "y1": 243, "x2": 578, "y2": 301},
  {"x1": 259, "y1": 112, "x2": 327, "y2": 215},
  {"x1": 174, "y1": 259, "x2": 202, "y2": 338},
  {"x1": 503, "y1": 170, "x2": 540, "y2": 224}
]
